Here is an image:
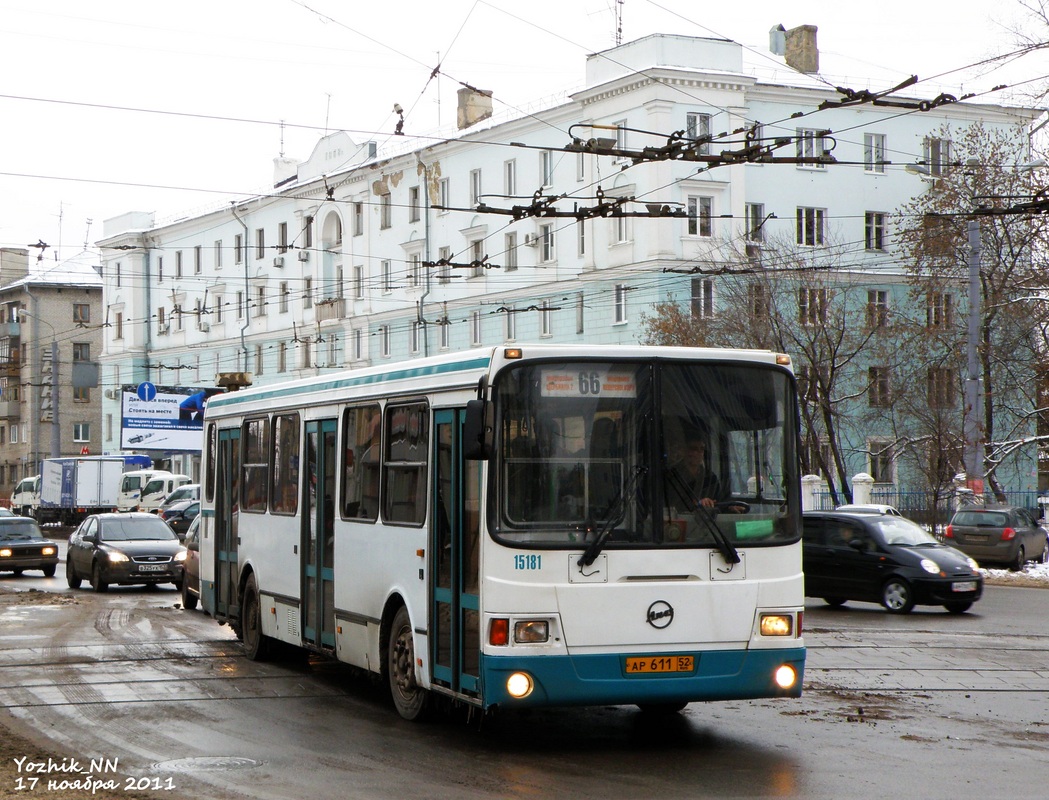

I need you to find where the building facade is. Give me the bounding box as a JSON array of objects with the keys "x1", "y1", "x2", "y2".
[
  {"x1": 97, "y1": 33, "x2": 1044, "y2": 494},
  {"x1": 0, "y1": 248, "x2": 104, "y2": 492}
]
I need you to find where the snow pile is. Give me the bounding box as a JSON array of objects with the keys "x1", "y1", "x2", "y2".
[{"x1": 981, "y1": 560, "x2": 1049, "y2": 585}]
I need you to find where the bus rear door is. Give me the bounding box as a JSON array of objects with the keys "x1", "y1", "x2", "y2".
[
  {"x1": 215, "y1": 428, "x2": 240, "y2": 625},
  {"x1": 431, "y1": 409, "x2": 481, "y2": 698}
]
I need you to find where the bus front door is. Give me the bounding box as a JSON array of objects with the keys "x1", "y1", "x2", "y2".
[
  {"x1": 303, "y1": 419, "x2": 336, "y2": 649},
  {"x1": 215, "y1": 427, "x2": 240, "y2": 625},
  {"x1": 432, "y1": 409, "x2": 481, "y2": 697}
]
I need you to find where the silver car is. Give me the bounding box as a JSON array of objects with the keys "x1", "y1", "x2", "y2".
[{"x1": 945, "y1": 505, "x2": 1049, "y2": 571}]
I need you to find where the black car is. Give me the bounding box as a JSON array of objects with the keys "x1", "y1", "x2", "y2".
[
  {"x1": 159, "y1": 500, "x2": 200, "y2": 538},
  {"x1": 0, "y1": 517, "x2": 59, "y2": 577},
  {"x1": 66, "y1": 513, "x2": 186, "y2": 593},
  {"x1": 803, "y1": 510, "x2": 983, "y2": 614}
]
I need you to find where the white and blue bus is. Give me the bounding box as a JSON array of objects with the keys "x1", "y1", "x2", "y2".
[{"x1": 198, "y1": 344, "x2": 805, "y2": 719}]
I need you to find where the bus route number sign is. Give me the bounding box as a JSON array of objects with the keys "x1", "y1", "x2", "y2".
[{"x1": 541, "y1": 369, "x2": 637, "y2": 399}]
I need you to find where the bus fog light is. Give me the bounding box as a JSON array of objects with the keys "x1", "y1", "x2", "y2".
[
  {"x1": 774, "y1": 664, "x2": 797, "y2": 689},
  {"x1": 514, "y1": 620, "x2": 549, "y2": 643},
  {"x1": 506, "y1": 671, "x2": 534, "y2": 699},
  {"x1": 760, "y1": 614, "x2": 793, "y2": 637}
]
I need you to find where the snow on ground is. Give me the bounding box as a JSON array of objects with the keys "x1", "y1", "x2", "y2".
[{"x1": 981, "y1": 560, "x2": 1049, "y2": 587}]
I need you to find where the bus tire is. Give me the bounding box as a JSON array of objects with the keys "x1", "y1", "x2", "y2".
[
  {"x1": 241, "y1": 574, "x2": 272, "y2": 661},
  {"x1": 388, "y1": 605, "x2": 429, "y2": 721}
]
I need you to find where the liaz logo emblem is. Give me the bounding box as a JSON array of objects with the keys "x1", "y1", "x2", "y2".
[{"x1": 646, "y1": 601, "x2": 674, "y2": 629}]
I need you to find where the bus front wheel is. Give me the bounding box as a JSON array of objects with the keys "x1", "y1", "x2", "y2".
[
  {"x1": 388, "y1": 605, "x2": 429, "y2": 721},
  {"x1": 241, "y1": 574, "x2": 271, "y2": 661}
]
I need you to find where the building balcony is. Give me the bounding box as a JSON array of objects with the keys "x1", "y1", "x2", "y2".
[
  {"x1": 0, "y1": 399, "x2": 20, "y2": 419},
  {"x1": 315, "y1": 297, "x2": 346, "y2": 323},
  {"x1": 0, "y1": 359, "x2": 20, "y2": 378}
]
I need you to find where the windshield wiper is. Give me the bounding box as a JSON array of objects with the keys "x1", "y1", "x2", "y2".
[
  {"x1": 664, "y1": 466, "x2": 740, "y2": 564},
  {"x1": 578, "y1": 466, "x2": 647, "y2": 568}
]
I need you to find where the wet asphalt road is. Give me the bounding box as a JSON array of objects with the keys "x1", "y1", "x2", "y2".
[{"x1": 0, "y1": 539, "x2": 1046, "y2": 800}]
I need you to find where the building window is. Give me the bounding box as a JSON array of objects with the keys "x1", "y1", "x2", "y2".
[
  {"x1": 175, "y1": 250, "x2": 183, "y2": 279},
  {"x1": 73, "y1": 342, "x2": 89, "y2": 362},
  {"x1": 927, "y1": 367, "x2": 956, "y2": 408},
  {"x1": 408, "y1": 254, "x2": 421, "y2": 288},
  {"x1": 504, "y1": 159, "x2": 516, "y2": 196},
  {"x1": 303, "y1": 215, "x2": 313, "y2": 248},
  {"x1": 687, "y1": 196, "x2": 713, "y2": 237},
  {"x1": 353, "y1": 265, "x2": 364, "y2": 298},
  {"x1": 156, "y1": 256, "x2": 163, "y2": 283},
  {"x1": 470, "y1": 240, "x2": 485, "y2": 278},
  {"x1": 157, "y1": 307, "x2": 167, "y2": 334},
  {"x1": 541, "y1": 300, "x2": 553, "y2": 336},
  {"x1": 301, "y1": 338, "x2": 312, "y2": 369},
  {"x1": 796, "y1": 207, "x2": 826, "y2": 246},
  {"x1": 234, "y1": 234, "x2": 243, "y2": 264},
  {"x1": 73, "y1": 304, "x2": 90, "y2": 324},
  {"x1": 927, "y1": 292, "x2": 954, "y2": 328},
  {"x1": 236, "y1": 291, "x2": 244, "y2": 320},
  {"x1": 868, "y1": 367, "x2": 891, "y2": 407},
  {"x1": 280, "y1": 282, "x2": 289, "y2": 313},
  {"x1": 254, "y1": 344, "x2": 264, "y2": 376},
  {"x1": 539, "y1": 223, "x2": 555, "y2": 263},
  {"x1": 471, "y1": 311, "x2": 482, "y2": 346},
  {"x1": 381, "y1": 324, "x2": 391, "y2": 357},
  {"x1": 864, "y1": 133, "x2": 886, "y2": 173},
  {"x1": 214, "y1": 240, "x2": 223, "y2": 268},
  {"x1": 278, "y1": 342, "x2": 287, "y2": 373},
  {"x1": 614, "y1": 119, "x2": 627, "y2": 152},
  {"x1": 74, "y1": 386, "x2": 89, "y2": 403},
  {"x1": 686, "y1": 112, "x2": 711, "y2": 154},
  {"x1": 866, "y1": 290, "x2": 889, "y2": 329},
  {"x1": 382, "y1": 260, "x2": 393, "y2": 293},
  {"x1": 408, "y1": 186, "x2": 421, "y2": 223},
  {"x1": 353, "y1": 328, "x2": 364, "y2": 360},
  {"x1": 469, "y1": 169, "x2": 482, "y2": 206},
  {"x1": 795, "y1": 128, "x2": 828, "y2": 168},
  {"x1": 215, "y1": 295, "x2": 223, "y2": 323},
  {"x1": 691, "y1": 278, "x2": 714, "y2": 318},
  {"x1": 439, "y1": 318, "x2": 450, "y2": 350},
  {"x1": 255, "y1": 228, "x2": 265, "y2": 259},
  {"x1": 540, "y1": 151, "x2": 553, "y2": 187},
  {"x1": 868, "y1": 439, "x2": 894, "y2": 483},
  {"x1": 438, "y1": 178, "x2": 450, "y2": 212},
  {"x1": 577, "y1": 221, "x2": 586, "y2": 257},
  {"x1": 379, "y1": 193, "x2": 392, "y2": 229},
  {"x1": 352, "y1": 202, "x2": 364, "y2": 236},
  {"x1": 613, "y1": 210, "x2": 630, "y2": 244},
  {"x1": 74, "y1": 423, "x2": 90, "y2": 443},
  {"x1": 865, "y1": 212, "x2": 887, "y2": 251},
  {"x1": 576, "y1": 293, "x2": 585, "y2": 334},
  {"x1": 410, "y1": 322, "x2": 421, "y2": 355},
  {"x1": 437, "y1": 246, "x2": 451, "y2": 285},
  {"x1": 798, "y1": 287, "x2": 828, "y2": 326},
  {"x1": 194, "y1": 245, "x2": 202, "y2": 273},
  {"x1": 278, "y1": 222, "x2": 288, "y2": 253},
  {"x1": 614, "y1": 284, "x2": 627, "y2": 325},
  {"x1": 255, "y1": 287, "x2": 266, "y2": 316},
  {"x1": 748, "y1": 283, "x2": 768, "y2": 320},
  {"x1": 504, "y1": 307, "x2": 516, "y2": 342},
  {"x1": 745, "y1": 203, "x2": 765, "y2": 242},
  {"x1": 114, "y1": 312, "x2": 123, "y2": 340},
  {"x1": 924, "y1": 136, "x2": 952, "y2": 177},
  {"x1": 504, "y1": 233, "x2": 518, "y2": 271}
]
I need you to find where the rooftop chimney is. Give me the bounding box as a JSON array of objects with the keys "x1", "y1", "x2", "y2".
[
  {"x1": 783, "y1": 24, "x2": 819, "y2": 73},
  {"x1": 457, "y1": 87, "x2": 493, "y2": 130}
]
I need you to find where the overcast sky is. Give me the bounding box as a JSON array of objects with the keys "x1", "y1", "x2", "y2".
[{"x1": 0, "y1": 0, "x2": 1042, "y2": 264}]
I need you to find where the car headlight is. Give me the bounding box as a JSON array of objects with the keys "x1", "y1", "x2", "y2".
[
  {"x1": 174, "y1": 551, "x2": 188, "y2": 562},
  {"x1": 0, "y1": 548, "x2": 11, "y2": 558},
  {"x1": 41, "y1": 546, "x2": 56, "y2": 556},
  {"x1": 966, "y1": 557, "x2": 979, "y2": 570},
  {"x1": 920, "y1": 558, "x2": 940, "y2": 575},
  {"x1": 107, "y1": 550, "x2": 130, "y2": 563}
]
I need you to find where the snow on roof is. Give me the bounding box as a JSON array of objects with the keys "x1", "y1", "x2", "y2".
[{"x1": 3, "y1": 251, "x2": 102, "y2": 292}]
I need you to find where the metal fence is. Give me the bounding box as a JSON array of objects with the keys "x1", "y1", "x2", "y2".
[{"x1": 812, "y1": 488, "x2": 1046, "y2": 527}]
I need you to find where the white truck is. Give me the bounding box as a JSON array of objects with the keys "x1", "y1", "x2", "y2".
[
  {"x1": 10, "y1": 475, "x2": 40, "y2": 517},
  {"x1": 37, "y1": 457, "x2": 125, "y2": 525},
  {"x1": 137, "y1": 473, "x2": 191, "y2": 512}
]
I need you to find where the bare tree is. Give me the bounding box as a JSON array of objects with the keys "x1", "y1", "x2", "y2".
[{"x1": 895, "y1": 121, "x2": 1049, "y2": 499}]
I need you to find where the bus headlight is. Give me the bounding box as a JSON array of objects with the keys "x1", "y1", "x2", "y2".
[
  {"x1": 514, "y1": 620, "x2": 549, "y2": 643},
  {"x1": 774, "y1": 664, "x2": 798, "y2": 690},
  {"x1": 506, "y1": 671, "x2": 534, "y2": 699},
  {"x1": 760, "y1": 614, "x2": 793, "y2": 637}
]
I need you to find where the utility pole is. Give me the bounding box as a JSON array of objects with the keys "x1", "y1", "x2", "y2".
[{"x1": 963, "y1": 218, "x2": 983, "y2": 495}]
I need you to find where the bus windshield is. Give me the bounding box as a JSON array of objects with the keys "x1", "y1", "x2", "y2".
[{"x1": 492, "y1": 359, "x2": 799, "y2": 548}]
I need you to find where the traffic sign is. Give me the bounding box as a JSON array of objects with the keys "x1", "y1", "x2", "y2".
[{"x1": 136, "y1": 382, "x2": 158, "y2": 402}]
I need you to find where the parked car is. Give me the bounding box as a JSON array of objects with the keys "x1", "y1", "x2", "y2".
[
  {"x1": 159, "y1": 500, "x2": 199, "y2": 538},
  {"x1": 181, "y1": 515, "x2": 201, "y2": 611},
  {"x1": 154, "y1": 484, "x2": 200, "y2": 515},
  {"x1": 0, "y1": 508, "x2": 17, "y2": 517},
  {"x1": 0, "y1": 517, "x2": 59, "y2": 577},
  {"x1": 803, "y1": 510, "x2": 983, "y2": 614},
  {"x1": 945, "y1": 505, "x2": 1049, "y2": 571},
  {"x1": 835, "y1": 504, "x2": 902, "y2": 516},
  {"x1": 66, "y1": 513, "x2": 186, "y2": 593}
]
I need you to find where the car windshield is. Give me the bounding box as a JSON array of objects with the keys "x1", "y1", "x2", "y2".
[
  {"x1": 0, "y1": 521, "x2": 42, "y2": 541},
  {"x1": 869, "y1": 516, "x2": 939, "y2": 546},
  {"x1": 99, "y1": 518, "x2": 178, "y2": 542},
  {"x1": 491, "y1": 359, "x2": 799, "y2": 548}
]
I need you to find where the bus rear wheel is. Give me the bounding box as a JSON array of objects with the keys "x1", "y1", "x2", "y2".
[{"x1": 388, "y1": 606, "x2": 429, "y2": 721}]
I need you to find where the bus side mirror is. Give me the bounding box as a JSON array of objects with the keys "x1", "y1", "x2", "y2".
[{"x1": 464, "y1": 399, "x2": 493, "y2": 461}]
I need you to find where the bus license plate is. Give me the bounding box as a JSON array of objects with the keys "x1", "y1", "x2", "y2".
[
  {"x1": 625, "y1": 655, "x2": 695, "y2": 674},
  {"x1": 138, "y1": 564, "x2": 165, "y2": 572},
  {"x1": 952, "y1": 581, "x2": 977, "y2": 592}
]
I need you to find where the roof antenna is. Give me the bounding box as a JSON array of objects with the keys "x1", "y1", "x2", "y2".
[{"x1": 615, "y1": 0, "x2": 624, "y2": 46}]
